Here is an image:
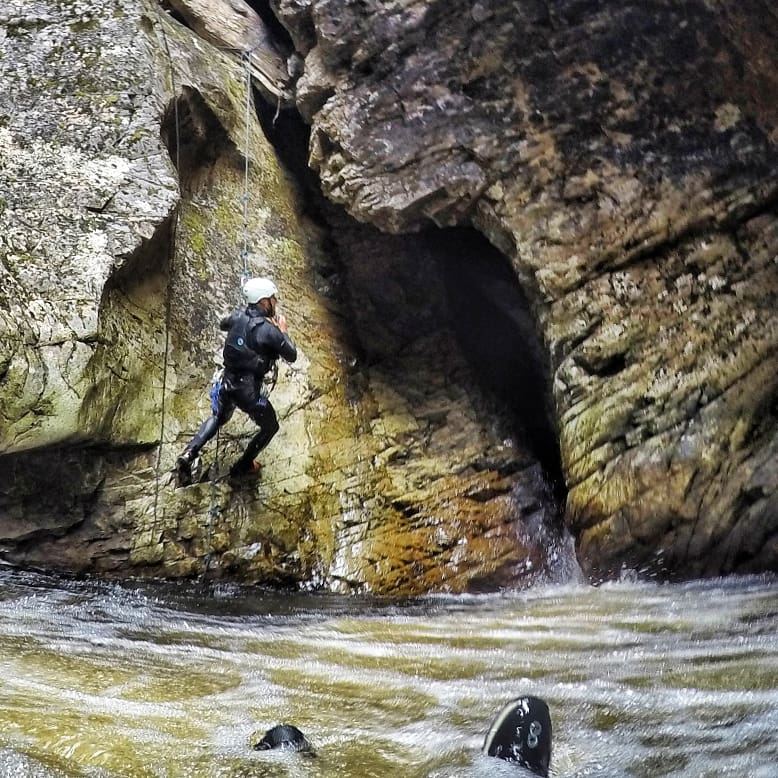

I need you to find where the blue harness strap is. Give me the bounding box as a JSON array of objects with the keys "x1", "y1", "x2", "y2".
[{"x1": 210, "y1": 380, "x2": 222, "y2": 414}]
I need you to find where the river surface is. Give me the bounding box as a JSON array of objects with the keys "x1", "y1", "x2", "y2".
[{"x1": 0, "y1": 568, "x2": 775, "y2": 777}]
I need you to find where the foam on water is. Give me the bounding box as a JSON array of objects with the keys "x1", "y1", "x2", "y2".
[{"x1": 0, "y1": 570, "x2": 774, "y2": 776}]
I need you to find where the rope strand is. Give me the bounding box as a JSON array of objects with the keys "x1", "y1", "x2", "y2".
[
  {"x1": 240, "y1": 49, "x2": 254, "y2": 286},
  {"x1": 205, "y1": 47, "x2": 256, "y2": 577},
  {"x1": 150, "y1": 16, "x2": 261, "y2": 577},
  {"x1": 152, "y1": 9, "x2": 181, "y2": 530}
]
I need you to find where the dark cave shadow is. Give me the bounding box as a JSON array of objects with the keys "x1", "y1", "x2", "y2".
[{"x1": 428, "y1": 227, "x2": 562, "y2": 489}]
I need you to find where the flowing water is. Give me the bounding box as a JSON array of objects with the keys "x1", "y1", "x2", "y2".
[{"x1": 0, "y1": 567, "x2": 775, "y2": 777}]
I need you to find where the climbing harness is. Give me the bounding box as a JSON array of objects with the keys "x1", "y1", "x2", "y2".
[
  {"x1": 262, "y1": 362, "x2": 279, "y2": 398},
  {"x1": 209, "y1": 368, "x2": 225, "y2": 413}
]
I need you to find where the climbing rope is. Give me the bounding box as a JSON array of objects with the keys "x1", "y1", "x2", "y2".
[
  {"x1": 150, "y1": 14, "x2": 254, "y2": 576},
  {"x1": 238, "y1": 50, "x2": 284, "y2": 397},
  {"x1": 150, "y1": 16, "x2": 272, "y2": 576},
  {"x1": 240, "y1": 49, "x2": 253, "y2": 287},
  {"x1": 152, "y1": 9, "x2": 181, "y2": 531}
]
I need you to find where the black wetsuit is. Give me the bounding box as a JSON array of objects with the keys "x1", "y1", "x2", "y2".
[{"x1": 183, "y1": 306, "x2": 297, "y2": 469}]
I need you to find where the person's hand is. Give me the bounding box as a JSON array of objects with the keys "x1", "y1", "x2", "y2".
[{"x1": 275, "y1": 313, "x2": 288, "y2": 333}]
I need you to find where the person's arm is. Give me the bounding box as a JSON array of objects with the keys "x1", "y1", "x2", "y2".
[
  {"x1": 268, "y1": 315, "x2": 298, "y2": 363},
  {"x1": 277, "y1": 331, "x2": 297, "y2": 363},
  {"x1": 219, "y1": 312, "x2": 236, "y2": 331}
]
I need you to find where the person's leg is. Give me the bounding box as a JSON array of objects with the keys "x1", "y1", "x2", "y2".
[
  {"x1": 176, "y1": 390, "x2": 235, "y2": 484},
  {"x1": 230, "y1": 399, "x2": 279, "y2": 475},
  {"x1": 182, "y1": 416, "x2": 219, "y2": 459}
]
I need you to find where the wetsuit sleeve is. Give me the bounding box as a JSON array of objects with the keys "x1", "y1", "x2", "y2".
[
  {"x1": 253, "y1": 322, "x2": 297, "y2": 363},
  {"x1": 219, "y1": 312, "x2": 238, "y2": 331},
  {"x1": 277, "y1": 331, "x2": 297, "y2": 363}
]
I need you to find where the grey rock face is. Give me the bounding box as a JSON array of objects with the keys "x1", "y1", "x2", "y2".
[
  {"x1": 4, "y1": 0, "x2": 775, "y2": 586},
  {"x1": 0, "y1": 0, "x2": 179, "y2": 453},
  {"x1": 0, "y1": 0, "x2": 554, "y2": 594},
  {"x1": 275, "y1": 0, "x2": 778, "y2": 578}
]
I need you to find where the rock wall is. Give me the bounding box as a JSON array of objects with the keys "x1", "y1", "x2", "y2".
[
  {"x1": 274, "y1": 0, "x2": 778, "y2": 578},
  {"x1": 0, "y1": 1, "x2": 179, "y2": 453},
  {"x1": 0, "y1": 0, "x2": 555, "y2": 594},
  {"x1": 3, "y1": 0, "x2": 775, "y2": 587}
]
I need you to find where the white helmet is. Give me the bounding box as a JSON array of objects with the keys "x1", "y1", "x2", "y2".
[{"x1": 243, "y1": 277, "x2": 278, "y2": 304}]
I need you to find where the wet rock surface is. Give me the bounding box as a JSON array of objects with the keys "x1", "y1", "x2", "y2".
[
  {"x1": 275, "y1": 0, "x2": 778, "y2": 577},
  {"x1": 0, "y1": 0, "x2": 555, "y2": 594},
  {"x1": 2, "y1": 0, "x2": 776, "y2": 588}
]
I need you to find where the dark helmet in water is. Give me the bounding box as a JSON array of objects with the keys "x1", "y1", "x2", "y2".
[
  {"x1": 253, "y1": 723, "x2": 314, "y2": 754},
  {"x1": 482, "y1": 695, "x2": 552, "y2": 777}
]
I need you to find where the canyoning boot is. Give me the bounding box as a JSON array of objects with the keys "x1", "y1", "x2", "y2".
[
  {"x1": 228, "y1": 455, "x2": 261, "y2": 481},
  {"x1": 175, "y1": 450, "x2": 198, "y2": 488},
  {"x1": 483, "y1": 695, "x2": 552, "y2": 777}
]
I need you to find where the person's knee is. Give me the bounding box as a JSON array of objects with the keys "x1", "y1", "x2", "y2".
[{"x1": 256, "y1": 402, "x2": 279, "y2": 437}]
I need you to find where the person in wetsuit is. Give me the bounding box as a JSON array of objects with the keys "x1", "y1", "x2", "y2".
[{"x1": 175, "y1": 276, "x2": 297, "y2": 486}]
